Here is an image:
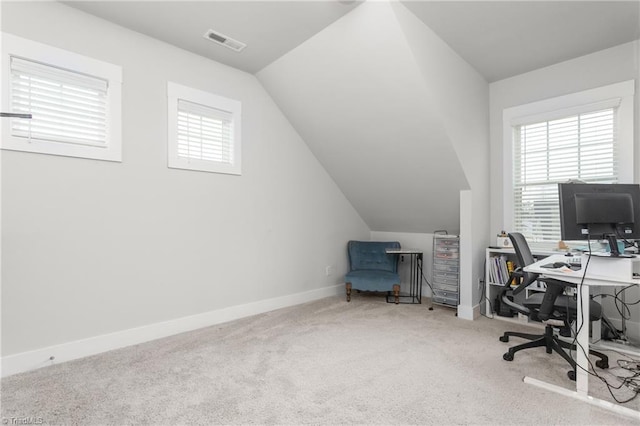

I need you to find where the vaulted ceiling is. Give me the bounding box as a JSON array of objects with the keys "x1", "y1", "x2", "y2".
[
  {"x1": 65, "y1": 1, "x2": 640, "y2": 81},
  {"x1": 63, "y1": 0, "x2": 362, "y2": 74},
  {"x1": 63, "y1": 0, "x2": 639, "y2": 233},
  {"x1": 403, "y1": 1, "x2": 640, "y2": 82}
]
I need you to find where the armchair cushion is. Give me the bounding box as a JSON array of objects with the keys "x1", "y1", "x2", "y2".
[
  {"x1": 348, "y1": 241, "x2": 400, "y2": 273},
  {"x1": 345, "y1": 270, "x2": 400, "y2": 292}
]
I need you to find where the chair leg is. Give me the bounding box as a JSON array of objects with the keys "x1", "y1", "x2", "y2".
[
  {"x1": 500, "y1": 331, "x2": 545, "y2": 342},
  {"x1": 589, "y1": 349, "x2": 609, "y2": 369},
  {"x1": 393, "y1": 284, "x2": 400, "y2": 304},
  {"x1": 502, "y1": 324, "x2": 609, "y2": 380},
  {"x1": 548, "y1": 337, "x2": 577, "y2": 371},
  {"x1": 502, "y1": 326, "x2": 554, "y2": 360},
  {"x1": 346, "y1": 282, "x2": 352, "y2": 302},
  {"x1": 557, "y1": 339, "x2": 609, "y2": 369},
  {"x1": 504, "y1": 336, "x2": 548, "y2": 359}
]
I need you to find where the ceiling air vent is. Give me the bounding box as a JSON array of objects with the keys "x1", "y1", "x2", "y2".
[{"x1": 203, "y1": 29, "x2": 247, "y2": 52}]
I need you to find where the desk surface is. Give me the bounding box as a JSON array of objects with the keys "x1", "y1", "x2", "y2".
[{"x1": 525, "y1": 254, "x2": 640, "y2": 286}]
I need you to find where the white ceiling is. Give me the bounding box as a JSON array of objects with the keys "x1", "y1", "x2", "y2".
[
  {"x1": 402, "y1": 1, "x2": 640, "y2": 82},
  {"x1": 65, "y1": 0, "x2": 640, "y2": 81},
  {"x1": 64, "y1": 0, "x2": 363, "y2": 74}
]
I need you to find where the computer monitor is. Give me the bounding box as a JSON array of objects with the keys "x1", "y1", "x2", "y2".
[{"x1": 558, "y1": 183, "x2": 640, "y2": 256}]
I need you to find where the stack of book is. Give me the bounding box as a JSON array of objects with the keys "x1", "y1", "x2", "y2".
[{"x1": 489, "y1": 255, "x2": 516, "y2": 285}]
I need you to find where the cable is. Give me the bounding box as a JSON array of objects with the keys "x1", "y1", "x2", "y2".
[
  {"x1": 590, "y1": 286, "x2": 639, "y2": 340},
  {"x1": 568, "y1": 319, "x2": 640, "y2": 403},
  {"x1": 615, "y1": 226, "x2": 636, "y2": 249},
  {"x1": 614, "y1": 289, "x2": 631, "y2": 322},
  {"x1": 480, "y1": 279, "x2": 497, "y2": 320},
  {"x1": 479, "y1": 258, "x2": 497, "y2": 319},
  {"x1": 566, "y1": 235, "x2": 590, "y2": 380},
  {"x1": 420, "y1": 268, "x2": 435, "y2": 295},
  {"x1": 566, "y1": 234, "x2": 640, "y2": 403}
]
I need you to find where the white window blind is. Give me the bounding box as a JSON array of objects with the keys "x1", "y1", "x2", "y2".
[
  {"x1": 167, "y1": 82, "x2": 241, "y2": 175},
  {"x1": 513, "y1": 108, "x2": 618, "y2": 243},
  {"x1": 10, "y1": 56, "x2": 109, "y2": 147},
  {"x1": 177, "y1": 99, "x2": 234, "y2": 164}
]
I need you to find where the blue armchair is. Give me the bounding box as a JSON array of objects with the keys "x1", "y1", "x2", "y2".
[{"x1": 345, "y1": 240, "x2": 401, "y2": 304}]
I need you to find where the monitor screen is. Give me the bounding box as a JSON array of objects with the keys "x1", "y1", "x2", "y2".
[{"x1": 558, "y1": 183, "x2": 640, "y2": 244}]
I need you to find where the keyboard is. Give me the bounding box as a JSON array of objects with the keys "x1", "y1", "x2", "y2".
[
  {"x1": 540, "y1": 256, "x2": 582, "y2": 270},
  {"x1": 567, "y1": 256, "x2": 582, "y2": 266}
]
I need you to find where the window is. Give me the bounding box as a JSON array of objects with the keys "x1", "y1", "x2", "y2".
[
  {"x1": 513, "y1": 108, "x2": 618, "y2": 242},
  {"x1": 167, "y1": 82, "x2": 241, "y2": 175},
  {"x1": 503, "y1": 81, "x2": 634, "y2": 245},
  {"x1": 1, "y1": 33, "x2": 122, "y2": 161}
]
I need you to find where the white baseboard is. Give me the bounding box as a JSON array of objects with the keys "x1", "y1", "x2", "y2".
[
  {"x1": 457, "y1": 303, "x2": 480, "y2": 320},
  {"x1": 1, "y1": 284, "x2": 344, "y2": 377}
]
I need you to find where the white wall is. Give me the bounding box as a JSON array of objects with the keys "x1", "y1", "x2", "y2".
[
  {"x1": 390, "y1": 2, "x2": 490, "y2": 319},
  {"x1": 0, "y1": 2, "x2": 369, "y2": 368},
  {"x1": 258, "y1": 1, "x2": 490, "y2": 320},
  {"x1": 489, "y1": 40, "x2": 640, "y2": 340},
  {"x1": 257, "y1": 0, "x2": 469, "y2": 235}
]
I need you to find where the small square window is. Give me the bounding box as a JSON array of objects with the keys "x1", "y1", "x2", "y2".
[
  {"x1": 167, "y1": 82, "x2": 241, "y2": 175},
  {"x1": 1, "y1": 33, "x2": 122, "y2": 162}
]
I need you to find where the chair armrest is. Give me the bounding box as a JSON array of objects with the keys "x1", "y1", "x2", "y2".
[
  {"x1": 536, "y1": 279, "x2": 569, "y2": 321},
  {"x1": 511, "y1": 268, "x2": 538, "y2": 295}
]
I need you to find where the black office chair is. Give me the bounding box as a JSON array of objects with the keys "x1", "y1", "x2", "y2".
[{"x1": 498, "y1": 232, "x2": 609, "y2": 381}]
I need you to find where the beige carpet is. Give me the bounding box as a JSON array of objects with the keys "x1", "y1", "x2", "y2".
[{"x1": 1, "y1": 294, "x2": 639, "y2": 425}]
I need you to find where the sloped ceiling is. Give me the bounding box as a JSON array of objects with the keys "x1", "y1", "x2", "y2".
[
  {"x1": 62, "y1": 0, "x2": 363, "y2": 74},
  {"x1": 64, "y1": 1, "x2": 640, "y2": 82},
  {"x1": 257, "y1": 1, "x2": 471, "y2": 233},
  {"x1": 402, "y1": 1, "x2": 640, "y2": 82}
]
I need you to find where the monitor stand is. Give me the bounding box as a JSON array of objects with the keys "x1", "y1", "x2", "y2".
[{"x1": 602, "y1": 234, "x2": 636, "y2": 258}]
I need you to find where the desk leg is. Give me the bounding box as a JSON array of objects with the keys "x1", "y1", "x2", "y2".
[
  {"x1": 410, "y1": 254, "x2": 416, "y2": 301},
  {"x1": 417, "y1": 255, "x2": 423, "y2": 304},
  {"x1": 576, "y1": 283, "x2": 590, "y2": 395},
  {"x1": 590, "y1": 287, "x2": 602, "y2": 345}
]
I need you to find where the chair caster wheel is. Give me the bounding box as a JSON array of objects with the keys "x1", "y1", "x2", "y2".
[
  {"x1": 503, "y1": 352, "x2": 514, "y2": 361},
  {"x1": 499, "y1": 336, "x2": 509, "y2": 342},
  {"x1": 568, "y1": 370, "x2": 576, "y2": 381},
  {"x1": 595, "y1": 360, "x2": 608, "y2": 369}
]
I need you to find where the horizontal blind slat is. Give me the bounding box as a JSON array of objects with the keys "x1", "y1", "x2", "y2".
[
  {"x1": 176, "y1": 99, "x2": 234, "y2": 164},
  {"x1": 513, "y1": 107, "x2": 617, "y2": 242},
  {"x1": 9, "y1": 56, "x2": 108, "y2": 146},
  {"x1": 11, "y1": 56, "x2": 108, "y2": 92}
]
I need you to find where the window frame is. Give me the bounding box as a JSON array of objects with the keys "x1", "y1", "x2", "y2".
[
  {"x1": 502, "y1": 80, "x2": 635, "y2": 247},
  {"x1": 167, "y1": 82, "x2": 242, "y2": 175},
  {"x1": 1, "y1": 32, "x2": 122, "y2": 162}
]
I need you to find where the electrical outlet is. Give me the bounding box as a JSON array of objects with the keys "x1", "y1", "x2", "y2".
[{"x1": 325, "y1": 265, "x2": 334, "y2": 276}]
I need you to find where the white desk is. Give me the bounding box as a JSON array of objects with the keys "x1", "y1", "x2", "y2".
[{"x1": 524, "y1": 254, "x2": 640, "y2": 419}]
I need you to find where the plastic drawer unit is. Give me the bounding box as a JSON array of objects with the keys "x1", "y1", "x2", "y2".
[{"x1": 432, "y1": 235, "x2": 460, "y2": 308}]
